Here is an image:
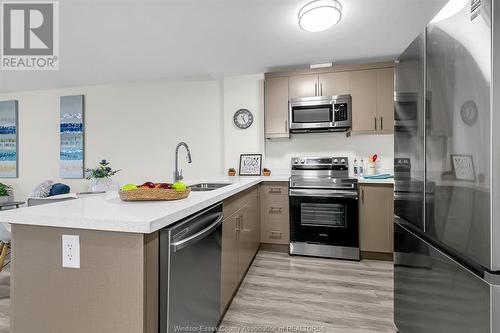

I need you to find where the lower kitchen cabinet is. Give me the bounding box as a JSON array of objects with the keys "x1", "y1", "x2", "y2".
[
  {"x1": 359, "y1": 184, "x2": 394, "y2": 257},
  {"x1": 260, "y1": 182, "x2": 289, "y2": 245},
  {"x1": 220, "y1": 186, "x2": 260, "y2": 314}
]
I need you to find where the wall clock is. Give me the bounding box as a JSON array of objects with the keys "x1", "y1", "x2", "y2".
[
  {"x1": 460, "y1": 101, "x2": 478, "y2": 126},
  {"x1": 233, "y1": 109, "x2": 254, "y2": 129}
]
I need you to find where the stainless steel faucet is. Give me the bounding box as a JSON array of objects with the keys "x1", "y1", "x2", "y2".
[{"x1": 174, "y1": 142, "x2": 192, "y2": 182}]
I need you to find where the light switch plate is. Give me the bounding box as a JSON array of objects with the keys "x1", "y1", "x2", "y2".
[{"x1": 62, "y1": 235, "x2": 80, "y2": 268}]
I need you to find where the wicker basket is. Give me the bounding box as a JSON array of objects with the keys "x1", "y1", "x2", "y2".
[{"x1": 118, "y1": 188, "x2": 191, "y2": 201}]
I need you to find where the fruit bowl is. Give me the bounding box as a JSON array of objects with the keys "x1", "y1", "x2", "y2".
[{"x1": 119, "y1": 187, "x2": 191, "y2": 201}]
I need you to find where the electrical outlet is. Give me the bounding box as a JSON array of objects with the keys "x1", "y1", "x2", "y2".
[{"x1": 62, "y1": 235, "x2": 80, "y2": 269}]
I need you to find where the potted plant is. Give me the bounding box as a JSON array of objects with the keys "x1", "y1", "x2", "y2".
[
  {"x1": 85, "y1": 159, "x2": 121, "y2": 192},
  {"x1": 228, "y1": 168, "x2": 236, "y2": 177},
  {"x1": 263, "y1": 168, "x2": 271, "y2": 176},
  {"x1": 0, "y1": 183, "x2": 12, "y2": 203}
]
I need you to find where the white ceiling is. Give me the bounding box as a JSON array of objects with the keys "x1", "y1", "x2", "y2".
[{"x1": 0, "y1": 0, "x2": 446, "y2": 93}]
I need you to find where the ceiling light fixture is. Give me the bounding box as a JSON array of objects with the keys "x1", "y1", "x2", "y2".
[{"x1": 298, "y1": 0, "x2": 342, "y2": 32}]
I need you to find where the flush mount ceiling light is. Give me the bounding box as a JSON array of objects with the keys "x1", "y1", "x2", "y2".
[{"x1": 298, "y1": 0, "x2": 342, "y2": 32}]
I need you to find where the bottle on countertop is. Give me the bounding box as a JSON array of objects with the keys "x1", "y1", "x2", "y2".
[
  {"x1": 353, "y1": 158, "x2": 358, "y2": 177},
  {"x1": 359, "y1": 158, "x2": 364, "y2": 177}
]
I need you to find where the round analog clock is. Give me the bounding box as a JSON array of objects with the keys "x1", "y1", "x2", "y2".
[
  {"x1": 233, "y1": 109, "x2": 254, "y2": 129},
  {"x1": 460, "y1": 101, "x2": 478, "y2": 126}
]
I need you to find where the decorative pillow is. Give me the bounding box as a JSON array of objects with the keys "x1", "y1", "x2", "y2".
[
  {"x1": 30, "y1": 180, "x2": 54, "y2": 198},
  {"x1": 49, "y1": 183, "x2": 71, "y2": 197}
]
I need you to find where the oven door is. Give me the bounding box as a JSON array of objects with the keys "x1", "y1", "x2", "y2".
[{"x1": 289, "y1": 189, "x2": 359, "y2": 248}]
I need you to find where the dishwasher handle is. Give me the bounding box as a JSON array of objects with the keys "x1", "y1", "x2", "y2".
[{"x1": 171, "y1": 213, "x2": 223, "y2": 252}]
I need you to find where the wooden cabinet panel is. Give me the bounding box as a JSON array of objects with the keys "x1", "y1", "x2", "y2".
[
  {"x1": 359, "y1": 184, "x2": 394, "y2": 253},
  {"x1": 260, "y1": 182, "x2": 289, "y2": 245},
  {"x1": 377, "y1": 68, "x2": 395, "y2": 133},
  {"x1": 220, "y1": 213, "x2": 240, "y2": 314},
  {"x1": 319, "y1": 72, "x2": 350, "y2": 96},
  {"x1": 289, "y1": 74, "x2": 318, "y2": 98},
  {"x1": 265, "y1": 76, "x2": 289, "y2": 138},
  {"x1": 221, "y1": 186, "x2": 260, "y2": 314},
  {"x1": 351, "y1": 70, "x2": 378, "y2": 132}
]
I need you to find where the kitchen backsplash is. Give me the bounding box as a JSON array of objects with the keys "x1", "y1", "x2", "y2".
[{"x1": 264, "y1": 133, "x2": 394, "y2": 176}]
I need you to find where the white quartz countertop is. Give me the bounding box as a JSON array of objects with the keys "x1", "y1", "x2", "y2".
[{"x1": 0, "y1": 176, "x2": 289, "y2": 234}]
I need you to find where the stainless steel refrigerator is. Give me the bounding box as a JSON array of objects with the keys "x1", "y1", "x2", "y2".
[{"x1": 394, "y1": 1, "x2": 500, "y2": 331}]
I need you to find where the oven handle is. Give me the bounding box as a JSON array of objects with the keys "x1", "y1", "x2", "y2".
[{"x1": 289, "y1": 188, "x2": 358, "y2": 199}]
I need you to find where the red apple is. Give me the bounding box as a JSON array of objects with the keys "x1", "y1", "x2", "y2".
[{"x1": 142, "y1": 182, "x2": 155, "y2": 189}]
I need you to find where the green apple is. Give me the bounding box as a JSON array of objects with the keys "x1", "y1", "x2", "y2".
[
  {"x1": 172, "y1": 181, "x2": 187, "y2": 191},
  {"x1": 121, "y1": 184, "x2": 138, "y2": 191}
]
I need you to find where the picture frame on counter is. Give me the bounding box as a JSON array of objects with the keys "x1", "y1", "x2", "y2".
[
  {"x1": 451, "y1": 154, "x2": 475, "y2": 181},
  {"x1": 239, "y1": 154, "x2": 262, "y2": 176}
]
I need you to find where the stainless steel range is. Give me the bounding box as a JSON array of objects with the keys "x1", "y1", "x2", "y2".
[{"x1": 289, "y1": 157, "x2": 359, "y2": 260}]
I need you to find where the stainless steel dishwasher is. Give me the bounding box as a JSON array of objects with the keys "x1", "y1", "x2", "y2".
[{"x1": 159, "y1": 202, "x2": 223, "y2": 333}]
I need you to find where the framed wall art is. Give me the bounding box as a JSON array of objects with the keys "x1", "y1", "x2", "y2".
[
  {"x1": 60, "y1": 95, "x2": 85, "y2": 179},
  {"x1": 451, "y1": 154, "x2": 475, "y2": 181},
  {"x1": 239, "y1": 154, "x2": 262, "y2": 176},
  {"x1": 0, "y1": 100, "x2": 18, "y2": 178}
]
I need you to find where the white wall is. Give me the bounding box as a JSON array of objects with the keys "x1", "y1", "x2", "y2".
[
  {"x1": 223, "y1": 74, "x2": 265, "y2": 171},
  {"x1": 266, "y1": 134, "x2": 394, "y2": 176},
  {"x1": 0, "y1": 78, "x2": 224, "y2": 199}
]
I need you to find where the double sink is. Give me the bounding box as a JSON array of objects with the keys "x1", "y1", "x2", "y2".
[{"x1": 188, "y1": 183, "x2": 231, "y2": 192}]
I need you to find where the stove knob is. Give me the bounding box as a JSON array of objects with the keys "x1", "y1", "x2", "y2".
[
  {"x1": 293, "y1": 158, "x2": 299, "y2": 164},
  {"x1": 340, "y1": 158, "x2": 346, "y2": 164},
  {"x1": 300, "y1": 159, "x2": 306, "y2": 164},
  {"x1": 333, "y1": 159, "x2": 338, "y2": 163}
]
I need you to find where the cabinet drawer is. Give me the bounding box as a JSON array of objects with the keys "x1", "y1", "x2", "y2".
[
  {"x1": 261, "y1": 220, "x2": 289, "y2": 244},
  {"x1": 261, "y1": 197, "x2": 289, "y2": 219},
  {"x1": 260, "y1": 182, "x2": 288, "y2": 197}
]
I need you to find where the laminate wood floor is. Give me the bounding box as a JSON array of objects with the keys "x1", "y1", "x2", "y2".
[{"x1": 219, "y1": 251, "x2": 396, "y2": 333}]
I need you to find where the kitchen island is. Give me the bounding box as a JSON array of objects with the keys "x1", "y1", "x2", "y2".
[{"x1": 0, "y1": 176, "x2": 287, "y2": 333}]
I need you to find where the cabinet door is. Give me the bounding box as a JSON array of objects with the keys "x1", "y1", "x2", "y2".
[
  {"x1": 265, "y1": 76, "x2": 289, "y2": 138},
  {"x1": 248, "y1": 191, "x2": 261, "y2": 255},
  {"x1": 238, "y1": 205, "x2": 253, "y2": 281},
  {"x1": 351, "y1": 70, "x2": 378, "y2": 132},
  {"x1": 289, "y1": 74, "x2": 318, "y2": 98},
  {"x1": 377, "y1": 68, "x2": 395, "y2": 133},
  {"x1": 359, "y1": 185, "x2": 394, "y2": 253},
  {"x1": 319, "y1": 72, "x2": 350, "y2": 96},
  {"x1": 220, "y1": 214, "x2": 239, "y2": 314}
]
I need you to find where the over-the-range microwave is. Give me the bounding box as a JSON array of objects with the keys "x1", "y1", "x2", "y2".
[{"x1": 289, "y1": 95, "x2": 352, "y2": 133}]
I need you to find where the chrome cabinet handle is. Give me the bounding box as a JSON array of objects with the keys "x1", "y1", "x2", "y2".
[
  {"x1": 270, "y1": 206, "x2": 282, "y2": 213},
  {"x1": 314, "y1": 83, "x2": 318, "y2": 96},
  {"x1": 171, "y1": 213, "x2": 223, "y2": 252},
  {"x1": 285, "y1": 119, "x2": 288, "y2": 133},
  {"x1": 361, "y1": 188, "x2": 364, "y2": 205},
  {"x1": 320, "y1": 83, "x2": 323, "y2": 96},
  {"x1": 270, "y1": 230, "x2": 283, "y2": 238},
  {"x1": 374, "y1": 117, "x2": 377, "y2": 131},
  {"x1": 380, "y1": 117, "x2": 383, "y2": 130},
  {"x1": 269, "y1": 188, "x2": 282, "y2": 194}
]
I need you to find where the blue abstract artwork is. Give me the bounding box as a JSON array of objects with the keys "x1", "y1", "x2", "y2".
[
  {"x1": 0, "y1": 101, "x2": 18, "y2": 178},
  {"x1": 60, "y1": 95, "x2": 84, "y2": 178}
]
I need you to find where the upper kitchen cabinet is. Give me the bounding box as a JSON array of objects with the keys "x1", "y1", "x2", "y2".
[
  {"x1": 264, "y1": 76, "x2": 290, "y2": 139},
  {"x1": 289, "y1": 74, "x2": 318, "y2": 98},
  {"x1": 377, "y1": 68, "x2": 395, "y2": 133},
  {"x1": 351, "y1": 67, "x2": 395, "y2": 134},
  {"x1": 289, "y1": 72, "x2": 351, "y2": 98},
  {"x1": 318, "y1": 72, "x2": 351, "y2": 96}
]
